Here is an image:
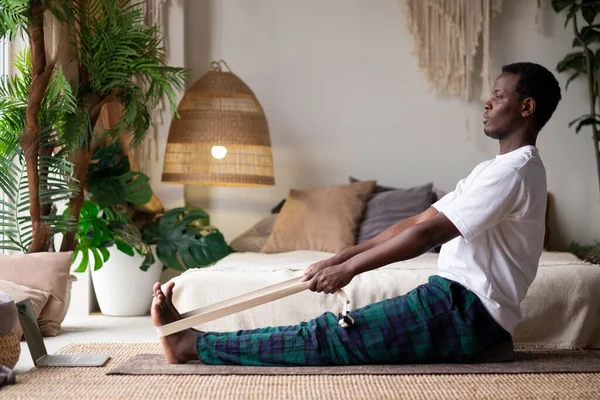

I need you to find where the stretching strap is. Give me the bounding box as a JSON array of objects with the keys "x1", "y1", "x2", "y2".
[{"x1": 156, "y1": 277, "x2": 354, "y2": 337}]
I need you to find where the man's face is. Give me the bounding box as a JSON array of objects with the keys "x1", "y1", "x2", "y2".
[{"x1": 482, "y1": 73, "x2": 523, "y2": 140}]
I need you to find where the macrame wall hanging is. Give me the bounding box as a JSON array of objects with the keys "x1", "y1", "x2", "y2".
[
  {"x1": 133, "y1": 0, "x2": 170, "y2": 177},
  {"x1": 402, "y1": 0, "x2": 504, "y2": 102}
]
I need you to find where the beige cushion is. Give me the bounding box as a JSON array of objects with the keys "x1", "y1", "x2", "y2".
[
  {"x1": 261, "y1": 180, "x2": 376, "y2": 253},
  {"x1": 0, "y1": 252, "x2": 72, "y2": 336},
  {"x1": 230, "y1": 215, "x2": 277, "y2": 253},
  {"x1": 0, "y1": 280, "x2": 51, "y2": 339}
]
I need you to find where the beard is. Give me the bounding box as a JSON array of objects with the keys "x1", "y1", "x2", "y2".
[{"x1": 484, "y1": 123, "x2": 511, "y2": 140}]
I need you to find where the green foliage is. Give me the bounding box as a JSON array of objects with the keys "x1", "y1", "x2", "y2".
[
  {"x1": 70, "y1": 201, "x2": 112, "y2": 272},
  {"x1": 0, "y1": 0, "x2": 28, "y2": 40},
  {"x1": 570, "y1": 241, "x2": 600, "y2": 263},
  {"x1": 70, "y1": 200, "x2": 155, "y2": 272},
  {"x1": 72, "y1": 0, "x2": 188, "y2": 148},
  {"x1": 554, "y1": 0, "x2": 600, "y2": 250},
  {"x1": 142, "y1": 207, "x2": 233, "y2": 271},
  {"x1": 0, "y1": 49, "x2": 77, "y2": 158},
  {"x1": 87, "y1": 143, "x2": 152, "y2": 207},
  {"x1": 0, "y1": 151, "x2": 78, "y2": 253},
  {"x1": 71, "y1": 143, "x2": 154, "y2": 272},
  {"x1": 0, "y1": 49, "x2": 79, "y2": 253}
]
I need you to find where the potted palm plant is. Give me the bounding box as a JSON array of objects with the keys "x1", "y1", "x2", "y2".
[{"x1": 0, "y1": 0, "x2": 186, "y2": 317}]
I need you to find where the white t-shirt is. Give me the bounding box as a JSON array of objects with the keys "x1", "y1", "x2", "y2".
[{"x1": 432, "y1": 145, "x2": 547, "y2": 335}]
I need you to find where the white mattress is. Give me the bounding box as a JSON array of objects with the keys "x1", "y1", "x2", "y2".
[{"x1": 169, "y1": 250, "x2": 600, "y2": 349}]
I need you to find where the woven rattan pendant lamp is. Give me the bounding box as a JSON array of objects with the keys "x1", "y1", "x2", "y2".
[{"x1": 162, "y1": 60, "x2": 274, "y2": 186}]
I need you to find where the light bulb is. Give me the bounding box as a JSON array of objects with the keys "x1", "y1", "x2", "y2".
[{"x1": 211, "y1": 145, "x2": 227, "y2": 160}]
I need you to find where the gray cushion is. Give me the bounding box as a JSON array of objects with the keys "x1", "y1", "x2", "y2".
[
  {"x1": 357, "y1": 183, "x2": 435, "y2": 243},
  {"x1": 0, "y1": 293, "x2": 17, "y2": 336},
  {"x1": 230, "y1": 214, "x2": 278, "y2": 253}
]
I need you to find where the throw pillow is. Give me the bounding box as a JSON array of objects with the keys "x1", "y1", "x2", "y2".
[
  {"x1": 270, "y1": 176, "x2": 396, "y2": 214},
  {"x1": 0, "y1": 252, "x2": 73, "y2": 336},
  {"x1": 261, "y1": 180, "x2": 376, "y2": 253},
  {"x1": 230, "y1": 215, "x2": 278, "y2": 253},
  {"x1": 0, "y1": 280, "x2": 51, "y2": 339},
  {"x1": 0, "y1": 292, "x2": 17, "y2": 336},
  {"x1": 357, "y1": 183, "x2": 435, "y2": 243},
  {"x1": 348, "y1": 176, "x2": 395, "y2": 194}
]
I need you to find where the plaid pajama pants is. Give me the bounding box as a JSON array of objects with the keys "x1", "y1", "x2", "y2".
[{"x1": 196, "y1": 275, "x2": 511, "y2": 366}]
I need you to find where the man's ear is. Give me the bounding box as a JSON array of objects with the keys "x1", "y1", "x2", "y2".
[{"x1": 521, "y1": 98, "x2": 536, "y2": 118}]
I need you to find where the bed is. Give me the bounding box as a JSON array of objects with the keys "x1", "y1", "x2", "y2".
[{"x1": 169, "y1": 249, "x2": 600, "y2": 349}]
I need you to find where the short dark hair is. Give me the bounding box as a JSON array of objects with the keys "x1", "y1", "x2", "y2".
[{"x1": 501, "y1": 62, "x2": 562, "y2": 130}]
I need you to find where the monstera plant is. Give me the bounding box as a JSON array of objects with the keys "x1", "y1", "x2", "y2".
[
  {"x1": 554, "y1": 0, "x2": 600, "y2": 263},
  {"x1": 70, "y1": 143, "x2": 155, "y2": 272},
  {"x1": 141, "y1": 207, "x2": 233, "y2": 271}
]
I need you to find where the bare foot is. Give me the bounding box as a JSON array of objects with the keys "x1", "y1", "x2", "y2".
[{"x1": 151, "y1": 282, "x2": 202, "y2": 364}]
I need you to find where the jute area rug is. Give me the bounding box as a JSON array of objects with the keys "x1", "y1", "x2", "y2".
[{"x1": 1, "y1": 343, "x2": 599, "y2": 400}]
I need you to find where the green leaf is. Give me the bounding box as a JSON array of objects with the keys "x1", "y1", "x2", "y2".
[
  {"x1": 88, "y1": 143, "x2": 130, "y2": 181},
  {"x1": 73, "y1": 250, "x2": 89, "y2": 273},
  {"x1": 564, "y1": 4, "x2": 582, "y2": 28},
  {"x1": 87, "y1": 145, "x2": 152, "y2": 207},
  {"x1": 120, "y1": 172, "x2": 152, "y2": 205},
  {"x1": 573, "y1": 26, "x2": 600, "y2": 46},
  {"x1": 99, "y1": 247, "x2": 110, "y2": 262},
  {"x1": 91, "y1": 248, "x2": 103, "y2": 271},
  {"x1": 154, "y1": 207, "x2": 232, "y2": 271},
  {"x1": 552, "y1": 0, "x2": 576, "y2": 13},
  {"x1": 574, "y1": 116, "x2": 600, "y2": 133},
  {"x1": 116, "y1": 241, "x2": 134, "y2": 256},
  {"x1": 141, "y1": 219, "x2": 161, "y2": 244},
  {"x1": 112, "y1": 224, "x2": 154, "y2": 270},
  {"x1": 557, "y1": 52, "x2": 586, "y2": 74},
  {"x1": 581, "y1": 0, "x2": 600, "y2": 25},
  {"x1": 0, "y1": 0, "x2": 28, "y2": 40}
]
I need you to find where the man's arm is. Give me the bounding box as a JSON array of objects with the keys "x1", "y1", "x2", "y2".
[
  {"x1": 348, "y1": 212, "x2": 459, "y2": 275},
  {"x1": 305, "y1": 212, "x2": 460, "y2": 293},
  {"x1": 303, "y1": 206, "x2": 440, "y2": 275}
]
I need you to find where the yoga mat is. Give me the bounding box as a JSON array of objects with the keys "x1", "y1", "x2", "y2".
[
  {"x1": 4, "y1": 343, "x2": 599, "y2": 400},
  {"x1": 107, "y1": 349, "x2": 600, "y2": 376}
]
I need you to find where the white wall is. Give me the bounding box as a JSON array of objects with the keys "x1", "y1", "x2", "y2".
[{"x1": 178, "y1": 0, "x2": 600, "y2": 250}]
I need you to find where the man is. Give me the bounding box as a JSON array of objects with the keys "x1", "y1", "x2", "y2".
[{"x1": 152, "y1": 62, "x2": 562, "y2": 365}]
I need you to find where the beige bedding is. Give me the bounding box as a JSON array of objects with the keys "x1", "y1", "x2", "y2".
[{"x1": 169, "y1": 251, "x2": 600, "y2": 349}]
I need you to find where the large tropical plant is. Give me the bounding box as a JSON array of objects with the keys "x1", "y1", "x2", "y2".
[
  {"x1": 554, "y1": 0, "x2": 600, "y2": 195},
  {"x1": 554, "y1": 0, "x2": 600, "y2": 263},
  {"x1": 0, "y1": 0, "x2": 186, "y2": 255},
  {"x1": 0, "y1": 50, "x2": 79, "y2": 253}
]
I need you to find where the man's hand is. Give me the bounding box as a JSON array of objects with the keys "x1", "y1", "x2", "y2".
[
  {"x1": 302, "y1": 256, "x2": 339, "y2": 281},
  {"x1": 303, "y1": 263, "x2": 354, "y2": 294}
]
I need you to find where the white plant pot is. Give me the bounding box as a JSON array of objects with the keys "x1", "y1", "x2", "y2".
[{"x1": 91, "y1": 245, "x2": 162, "y2": 316}]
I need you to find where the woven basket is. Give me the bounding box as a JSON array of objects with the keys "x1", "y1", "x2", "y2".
[
  {"x1": 0, "y1": 332, "x2": 21, "y2": 369},
  {"x1": 162, "y1": 60, "x2": 275, "y2": 187}
]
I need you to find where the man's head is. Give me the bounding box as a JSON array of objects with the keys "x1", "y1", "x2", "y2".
[{"x1": 483, "y1": 62, "x2": 561, "y2": 140}]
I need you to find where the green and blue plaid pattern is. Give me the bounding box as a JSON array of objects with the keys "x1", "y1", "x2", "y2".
[{"x1": 196, "y1": 275, "x2": 511, "y2": 366}]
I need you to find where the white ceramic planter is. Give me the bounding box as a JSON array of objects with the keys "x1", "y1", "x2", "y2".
[{"x1": 91, "y1": 245, "x2": 162, "y2": 316}]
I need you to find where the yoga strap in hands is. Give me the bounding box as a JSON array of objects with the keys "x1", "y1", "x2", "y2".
[{"x1": 156, "y1": 277, "x2": 352, "y2": 337}]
